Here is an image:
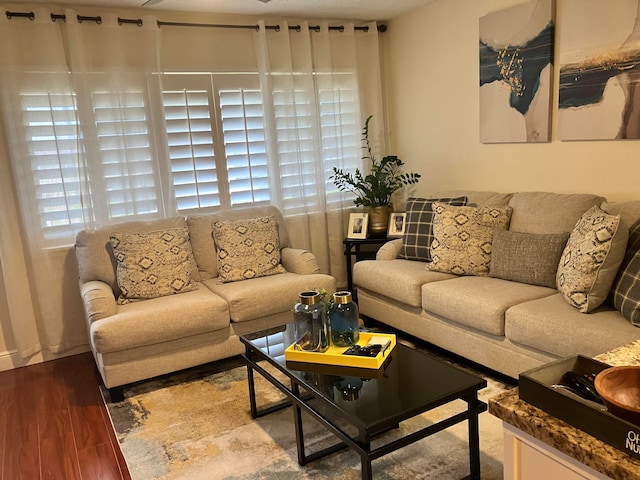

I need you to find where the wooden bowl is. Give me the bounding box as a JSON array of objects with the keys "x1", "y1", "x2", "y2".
[{"x1": 595, "y1": 366, "x2": 640, "y2": 426}]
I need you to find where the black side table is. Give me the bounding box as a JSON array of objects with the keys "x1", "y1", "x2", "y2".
[{"x1": 343, "y1": 236, "x2": 392, "y2": 294}]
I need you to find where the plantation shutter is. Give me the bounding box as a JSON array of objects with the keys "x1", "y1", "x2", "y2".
[
  {"x1": 219, "y1": 88, "x2": 270, "y2": 206},
  {"x1": 163, "y1": 85, "x2": 219, "y2": 211},
  {"x1": 21, "y1": 91, "x2": 84, "y2": 243},
  {"x1": 91, "y1": 89, "x2": 160, "y2": 219}
]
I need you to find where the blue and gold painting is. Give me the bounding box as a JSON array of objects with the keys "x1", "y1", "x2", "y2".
[
  {"x1": 479, "y1": 0, "x2": 554, "y2": 143},
  {"x1": 559, "y1": 0, "x2": 640, "y2": 140}
]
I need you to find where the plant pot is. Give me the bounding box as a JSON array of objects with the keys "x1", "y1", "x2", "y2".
[{"x1": 366, "y1": 205, "x2": 392, "y2": 237}]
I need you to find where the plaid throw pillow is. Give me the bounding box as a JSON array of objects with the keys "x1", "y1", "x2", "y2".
[
  {"x1": 399, "y1": 196, "x2": 467, "y2": 262},
  {"x1": 609, "y1": 218, "x2": 640, "y2": 326}
]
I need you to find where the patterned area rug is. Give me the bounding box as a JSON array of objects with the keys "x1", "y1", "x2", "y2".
[{"x1": 103, "y1": 340, "x2": 511, "y2": 480}]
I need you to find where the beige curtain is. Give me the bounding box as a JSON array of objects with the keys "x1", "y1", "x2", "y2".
[
  {"x1": 0, "y1": 8, "x2": 162, "y2": 357},
  {"x1": 254, "y1": 20, "x2": 386, "y2": 285}
]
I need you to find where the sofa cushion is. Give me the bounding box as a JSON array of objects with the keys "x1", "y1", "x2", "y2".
[
  {"x1": 609, "y1": 218, "x2": 640, "y2": 326},
  {"x1": 422, "y1": 276, "x2": 555, "y2": 336},
  {"x1": 431, "y1": 190, "x2": 514, "y2": 207},
  {"x1": 602, "y1": 200, "x2": 640, "y2": 228},
  {"x1": 75, "y1": 216, "x2": 194, "y2": 292},
  {"x1": 109, "y1": 227, "x2": 198, "y2": 304},
  {"x1": 186, "y1": 214, "x2": 219, "y2": 281},
  {"x1": 212, "y1": 216, "x2": 286, "y2": 282},
  {"x1": 505, "y1": 294, "x2": 640, "y2": 358},
  {"x1": 428, "y1": 203, "x2": 512, "y2": 276},
  {"x1": 398, "y1": 196, "x2": 467, "y2": 262},
  {"x1": 205, "y1": 272, "x2": 336, "y2": 323},
  {"x1": 557, "y1": 206, "x2": 628, "y2": 313},
  {"x1": 508, "y1": 191, "x2": 605, "y2": 234},
  {"x1": 489, "y1": 231, "x2": 569, "y2": 288},
  {"x1": 90, "y1": 285, "x2": 230, "y2": 353},
  {"x1": 353, "y1": 259, "x2": 456, "y2": 308}
]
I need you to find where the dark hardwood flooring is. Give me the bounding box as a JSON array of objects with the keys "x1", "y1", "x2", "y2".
[{"x1": 0, "y1": 352, "x2": 130, "y2": 480}]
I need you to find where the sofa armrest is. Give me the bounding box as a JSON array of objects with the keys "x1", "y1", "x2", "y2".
[
  {"x1": 280, "y1": 247, "x2": 321, "y2": 275},
  {"x1": 376, "y1": 239, "x2": 403, "y2": 260},
  {"x1": 79, "y1": 280, "x2": 117, "y2": 324}
]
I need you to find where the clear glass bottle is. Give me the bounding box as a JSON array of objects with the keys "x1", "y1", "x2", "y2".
[
  {"x1": 293, "y1": 291, "x2": 329, "y2": 352},
  {"x1": 329, "y1": 291, "x2": 360, "y2": 347}
]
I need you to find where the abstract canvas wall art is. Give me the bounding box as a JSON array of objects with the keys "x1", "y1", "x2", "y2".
[
  {"x1": 558, "y1": 0, "x2": 640, "y2": 140},
  {"x1": 479, "y1": 0, "x2": 554, "y2": 143}
]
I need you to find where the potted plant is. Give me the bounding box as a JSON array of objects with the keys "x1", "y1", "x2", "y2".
[{"x1": 331, "y1": 115, "x2": 421, "y2": 235}]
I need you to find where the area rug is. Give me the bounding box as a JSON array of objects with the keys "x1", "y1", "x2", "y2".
[{"x1": 103, "y1": 341, "x2": 510, "y2": 480}]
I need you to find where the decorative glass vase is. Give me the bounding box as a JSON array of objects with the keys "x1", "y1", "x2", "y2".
[
  {"x1": 293, "y1": 291, "x2": 329, "y2": 352},
  {"x1": 329, "y1": 291, "x2": 360, "y2": 347}
]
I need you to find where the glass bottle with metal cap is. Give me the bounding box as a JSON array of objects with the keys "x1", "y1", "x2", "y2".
[
  {"x1": 329, "y1": 291, "x2": 360, "y2": 347},
  {"x1": 293, "y1": 291, "x2": 329, "y2": 352}
]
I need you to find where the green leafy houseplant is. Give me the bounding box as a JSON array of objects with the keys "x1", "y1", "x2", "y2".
[{"x1": 330, "y1": 115, "x2": 421, "y2": 208}]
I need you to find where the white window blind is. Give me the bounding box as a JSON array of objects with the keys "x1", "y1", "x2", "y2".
[
  {"x1": 220, "y1": 88, "x2": 270, "y2": 206},
  {"x1": 317, "y1": 81, "x2": 360, "y2": 207},
  {"x1": 18, "y1": 71, "x2": 360, "y2": 246},
  {"x1": 93, "y1": 90, "x2": 159, "y2": 219},
  {"x1": 22, "y1": 92, "x2": 84, "y2": 243},
  {"x1": 163, "y1": 88, "x2": 219, "y2": 210}
]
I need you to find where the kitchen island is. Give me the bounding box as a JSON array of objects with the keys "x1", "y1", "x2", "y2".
[{"x1": 489, "y1": 340, "x2": 640, "y2": 480}]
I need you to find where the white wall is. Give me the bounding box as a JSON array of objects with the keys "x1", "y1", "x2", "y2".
[{"x1": 384, "y1": 0, "x2": 640, "y2": 203}]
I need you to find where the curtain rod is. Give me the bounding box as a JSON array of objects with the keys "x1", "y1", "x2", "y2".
[{"x1": 5, "y1": 10, "x2": 387, "y2": 32}]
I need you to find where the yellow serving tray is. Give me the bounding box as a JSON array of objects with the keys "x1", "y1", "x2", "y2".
[{"x1": 284, "y1": 332, "x2": 396, "y2": 369}]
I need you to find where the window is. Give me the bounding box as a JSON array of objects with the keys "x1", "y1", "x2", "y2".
[
  {"x1": 163, "y1": 87, "x2": 219, "y2": 210},
  {"x1": 220, "y1": 88, "x2": 269, "y2": 206},
  {"x1": 162, "y1": 73, "x2": 270, "y2": 212},
  {"x1": 91, "y1": 89, "x2": 160, "y2": 220},
  {"x1": 22, "y1": 91, "x2": 84, "y2": 243},
  {"x1": 18, "y1": 71, "x2": 360, "y2": 246}
]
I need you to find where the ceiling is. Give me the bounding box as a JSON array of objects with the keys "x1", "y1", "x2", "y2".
[{"x1": 37, "y1": 0, "x2": 438, "y2": 21}]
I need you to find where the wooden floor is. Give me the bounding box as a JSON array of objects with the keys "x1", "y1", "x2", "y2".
[{"x1": 0, "y1": 352, "x2": 130, "y2": 480}]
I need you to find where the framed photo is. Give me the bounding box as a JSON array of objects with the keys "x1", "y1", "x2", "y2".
[
  {"x1": 347, "y1": 213, "x2": 368, "y2": 239},
  {"x1": 387, "y1": 212, "x2": 406, "y2": 237}
]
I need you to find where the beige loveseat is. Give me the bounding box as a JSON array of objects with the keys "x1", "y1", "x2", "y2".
[
  {"x1": 75, "y1": 205, "x2": 335, "y2": 400},
  {"x1": 354, "y1": 191, "x2": 640, "y2": 379}
]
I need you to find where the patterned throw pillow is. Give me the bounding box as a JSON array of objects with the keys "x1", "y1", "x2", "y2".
[
  {"x1": 212, "y1": 216, "x2": 286, "y2": 282},
  {"x1": 399, "y1": 196, "x2": 468, "y2": 261},
  {"x1": 557, "y1": 206, "x2": 628, "y2": 313},
  {"x1": 608, "y1": 218, "x2": 640, "y2": 326},
  {"x1": 489, "y1": 231, "x2": 570, "y2": 288},
  {"x1": 109, "y1": 227, "x2": 197, "y2": 304},
  {"x1": 427, "y1": 202, "x2": 512, "y2": 276}
]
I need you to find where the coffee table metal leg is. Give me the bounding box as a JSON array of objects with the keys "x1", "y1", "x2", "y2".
[
  {"x1": 292, "y1": 382, "x2": 307, "y2": 465},
  {"x1": 360, "y1": 431, "x2": 373, "y2": 480},
  {"x1": 467, "y1": 396, "x2": 481, "y2": 480},
  {"x1": 246, "y1": 359, "x2": 258, "y2": 419}
]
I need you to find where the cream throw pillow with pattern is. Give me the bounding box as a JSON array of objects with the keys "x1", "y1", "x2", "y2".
[
  {"x1": 557, "y1": 206, "x2": 628, "y2": 313},
  {"x1": 427, "y1": 202, "x2": 512, "y2": 276},
  {"x1": 212, "y1": 215, "x2": 286, "y2": 282},
  {"x1": 109, "y1": 227, "x2": 197, "y2": 304}
]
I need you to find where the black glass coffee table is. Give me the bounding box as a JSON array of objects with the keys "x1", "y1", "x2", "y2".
[{"x1": 240, "y1": 324, "x2": 487, "y2": 480}]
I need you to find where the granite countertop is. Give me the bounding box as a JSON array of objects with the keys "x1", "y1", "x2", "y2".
[{"x1": 489, "y1": 340, "x2": 640, "y2": 480}]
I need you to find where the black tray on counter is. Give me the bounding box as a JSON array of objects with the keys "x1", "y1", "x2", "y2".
[{"x1": 519, "y1": 355, "x2": 640, "y2": 461}]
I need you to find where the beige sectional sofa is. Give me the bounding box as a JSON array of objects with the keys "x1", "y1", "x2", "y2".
[
  {"x1": 354, "y1": 191, "x2": 640, "y2": 379},
  {"x1": 75, "y1": 205, "x2": 335, "y2": 400}
]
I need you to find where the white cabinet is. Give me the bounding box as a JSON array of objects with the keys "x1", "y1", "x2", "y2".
[{"x1": 502, "y1": 423, "x2": 612, "y2": 480}]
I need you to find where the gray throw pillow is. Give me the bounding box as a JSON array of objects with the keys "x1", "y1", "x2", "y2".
[
  {"x1": 399, "y1": 196, "x2": 467, "y2": 262},
  {"x1": 489, "y1": 231, "x2": 570, "y2": 288},
  {"x1": 608, "y1": 218, "x2": 640, "y2": 326}
]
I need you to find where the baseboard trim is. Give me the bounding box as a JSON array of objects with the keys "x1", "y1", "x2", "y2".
[{"x1": 0, "y1": 345, "x2": 91, "y2": 371}]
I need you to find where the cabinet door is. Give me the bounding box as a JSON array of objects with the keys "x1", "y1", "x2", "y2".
[{"x1": 503, "y1": 425, "x2": 611, "y2": 480}]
